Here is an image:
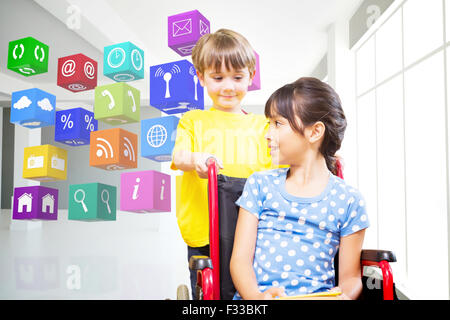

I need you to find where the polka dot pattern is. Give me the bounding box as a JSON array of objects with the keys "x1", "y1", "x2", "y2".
[{"x1": 233, "y1": 168, "x2": 370, "y2": 300}]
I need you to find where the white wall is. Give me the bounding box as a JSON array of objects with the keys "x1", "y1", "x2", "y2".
[{"x1": 351, "y1": 0, "x2": 450, "y2": 299}]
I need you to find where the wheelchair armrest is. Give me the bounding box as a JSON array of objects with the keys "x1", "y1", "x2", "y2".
[
  {"x1": 189, "y1": 255, "x2": 213, "y2": 271},
  {"x1": 361, "y1": 249, "x2": 396, "y2": 263}
]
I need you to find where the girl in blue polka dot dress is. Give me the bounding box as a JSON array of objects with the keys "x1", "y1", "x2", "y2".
[{"x1": 230, "y1": 77, "x2": 370, "y2": 300}]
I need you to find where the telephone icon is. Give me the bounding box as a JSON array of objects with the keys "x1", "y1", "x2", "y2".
[
  {"x1": 128, "y1": 90, "x2": 136, "y2": 113},
  {"x1": 102, "y1": 90, "x2": 115, "y2": 110}
]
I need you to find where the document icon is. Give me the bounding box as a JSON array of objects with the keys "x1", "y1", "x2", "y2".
[{"x1": 172, "y1": 18, "x2": 192, "y2": 37}]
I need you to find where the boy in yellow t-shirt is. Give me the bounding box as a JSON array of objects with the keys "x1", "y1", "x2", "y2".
[{"x1": 171, "y1": 29, "x2": 273, "y2": 300}]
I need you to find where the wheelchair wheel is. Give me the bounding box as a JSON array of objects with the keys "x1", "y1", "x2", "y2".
[{"x1": 177, "y1": 284, "x2": 190, "y2": 300}]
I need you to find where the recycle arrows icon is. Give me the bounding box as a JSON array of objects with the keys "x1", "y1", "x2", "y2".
[
  {"x1": 34, "y1": 45, "x2": 45, "y2": 62},
  {"x1": 13, "y1": 44, "x2": 24, "y2": 60},
  {"x1": 19, "y1": 67, "x2": 36, "y2": 75}
]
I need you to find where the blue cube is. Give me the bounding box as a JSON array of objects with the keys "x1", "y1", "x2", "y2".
[
  {"x1": 104, "y1": 41, "x2": 144, "y2": 82},
  {"x1": 141, "y1": 116, "x2": 179, "y2": 162},
  {"x1": 150, "y1": 59, "x2": 204, "y2": 114},
  {"x1": 11, "y1": 88, "x2": 56, "y2": 128},
  {"x1": 55, "y1": 107, "x2": 98, "y2": 146}
]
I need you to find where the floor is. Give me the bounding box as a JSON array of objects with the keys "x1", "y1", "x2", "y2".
[{"x1": 0, "y1": 209, "x2": 190, "y2": 299}]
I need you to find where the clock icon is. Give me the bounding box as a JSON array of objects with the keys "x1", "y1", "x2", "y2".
[
  {"x1": 107, "y1": 47, "x2": 126, "y2": 68},
  {"x1": 131, "y1": 49, "x2": 143, "y2": 71}
]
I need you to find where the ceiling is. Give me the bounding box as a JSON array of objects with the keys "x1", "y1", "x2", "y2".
[{"x1": 0, "y1": 0, "x2": 363, "y2": 111}]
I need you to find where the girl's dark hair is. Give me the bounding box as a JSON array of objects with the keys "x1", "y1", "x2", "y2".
[{"x1": 264, "y1": 77, "x2": 347, "y2": 175}]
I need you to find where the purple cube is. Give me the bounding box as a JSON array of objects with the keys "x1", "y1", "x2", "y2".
[
  {"x1": 248, "y1": 51, "x2": 261, "y2": 91},
  {"x1": 168, "y1": 9, "x2": 210, "y2": 56},
  {"x1": 13, "y1": 186, "x2": 58, "y2": 220}
]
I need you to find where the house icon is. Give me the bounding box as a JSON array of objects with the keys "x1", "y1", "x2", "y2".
[
  {"x1": 42, "y1": 194, "x2": 55, "y2": 214},
  {"x1": 18, "y1": 193, "x2": 33, "y2": 213}
]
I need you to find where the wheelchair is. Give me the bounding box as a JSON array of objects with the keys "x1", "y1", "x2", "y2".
[{"x1": 182, "y1": 159, "x2": 398, "y2": 300}]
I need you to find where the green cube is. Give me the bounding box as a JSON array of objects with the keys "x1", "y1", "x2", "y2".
[
  {"x1": 69, "y1": 183, "x2": 116, "y2": 221},
  {"x1": 94, "y1": 82, "x2": 140, "y2": 125},
  {"x1": 7, "y1": 37, "x2": 49, "y2": 77}
]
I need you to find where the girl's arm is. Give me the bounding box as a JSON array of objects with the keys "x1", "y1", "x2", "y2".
[
  {"x1": 230, "y1": 208, "x2": 285, "y2": 300},
  {"x1": 334, "y1": 229, "x2": 366, "y2": 300}
]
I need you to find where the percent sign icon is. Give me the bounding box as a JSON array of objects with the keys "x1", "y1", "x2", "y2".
[
  {"x1": 61, "y1": 114, "x2": 74, "y2": 130},
  {"x1": 85, "y1": 114, "x2": 95, "y2": 131}
]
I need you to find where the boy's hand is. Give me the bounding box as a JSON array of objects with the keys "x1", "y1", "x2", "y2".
[{"x1": 193, "y1": 153, "x2": 223, "y2": 179}]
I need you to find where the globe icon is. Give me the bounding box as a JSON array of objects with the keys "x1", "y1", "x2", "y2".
[{"x1": 147, "y1": 124, "x2": 167, "y2": 148}]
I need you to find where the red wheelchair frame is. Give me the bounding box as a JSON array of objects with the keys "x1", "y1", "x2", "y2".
[{"x1": 189, "y1": 159, "x2": 397, "y2": 300}]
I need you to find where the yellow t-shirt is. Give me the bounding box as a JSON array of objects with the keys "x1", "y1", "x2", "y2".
[{"x1": 170, "y1": 107, "x2": 274, "y2": 247}]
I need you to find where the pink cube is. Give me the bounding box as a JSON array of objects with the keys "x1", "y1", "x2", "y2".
[
  {"x1": 248, "y1": 51, "x2": 261, "y2": 91},
  {"x1": 168, "y1": 9, "x2": 210, "y2": 56},
  {"x1": 120, "y1": 170, "x2": 171, "y2": 213}
]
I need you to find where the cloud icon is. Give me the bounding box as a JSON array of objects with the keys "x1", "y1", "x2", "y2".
[
  {"x1": 13, "y1": 95, "x2": 32, "y2": 110},
  {"x1": 37, "y1": 98, "x2": 53, "y2": 111}
]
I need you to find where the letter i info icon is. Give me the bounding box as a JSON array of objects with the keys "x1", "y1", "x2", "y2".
[{"x1": 120, "y1": 170, "x2": 170, "y2": 213}]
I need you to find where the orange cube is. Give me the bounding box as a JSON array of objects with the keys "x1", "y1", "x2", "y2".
[{"x1": 89, "y1": 128, "x2": 137, "y2": 170}]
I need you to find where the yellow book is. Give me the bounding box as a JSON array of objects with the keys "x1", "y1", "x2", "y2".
[{"x1": 276, "y1": 291, "x2": 342, "y2": 300}]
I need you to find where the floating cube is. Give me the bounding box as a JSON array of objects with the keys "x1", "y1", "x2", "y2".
[
  {"x1": 150, "y1": 59, "x2": 203, "y2": 114},
  {"x1": 94, "y1": 82, "x2": 140, "y2": 125},
  {"x1": 168, "y1": 10, "x2": 210, "y2": 56},
  {"x1": 120, "y1": 170, "x2": 171, "y2": 213},
  {"x1": 10, "y1": 88, "x2": 56, "y2": 128},
  {"x1": 55, "y1": 107, "x2": 98, "y2": 146},
  {"x1": 141, "y1": 116, "x2": 178, "y2": 162},
  {"x1": 12, "y1": 186, "x2": 58, "y2": 220},
  {"x1": 248, "y1": 51, "x2": 261, "y2": 91},
  {"x1": 68, "y1": 183, "x2": 116, "y2": 221},
  {"x1": 23, "y1": 144, "x2": 67, "y2": 181},
  {"x1": 57, "y1": 53, "x2": 98, "y2": 92},
  {"x1": 104, "y1": 41, "x2": 144, "y2": 82},
  {"x1": 89, "y1": 128, "x2": 137, "y2": 171},
  {"x1": 7, "y1": 37, "x2": 49, "y2": 77}
]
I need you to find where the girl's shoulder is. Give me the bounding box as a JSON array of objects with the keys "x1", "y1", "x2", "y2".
[
  {"x1": 249, "y1": 168, "x2": 288, "y2": 182},
  {"x1": 329, "y1": 175, "x2": 365, "y2": 201}
]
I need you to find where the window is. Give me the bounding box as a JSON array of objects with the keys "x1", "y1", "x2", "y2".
[{"x1": 354, "y1": 0, "x2": 449, "y2": 299}]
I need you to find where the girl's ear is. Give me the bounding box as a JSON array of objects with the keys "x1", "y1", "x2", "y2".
[
  {"x1": 309, "y1": 121, "x2": 326, "y2": 144},
  {"x1": 197, "y1": 70, "x2": 205, "y2": 87}
]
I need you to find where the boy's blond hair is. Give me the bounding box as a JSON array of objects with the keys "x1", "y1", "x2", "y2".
[{"x1": 192, "y1": 28, "x2": 256, "y2": 75}]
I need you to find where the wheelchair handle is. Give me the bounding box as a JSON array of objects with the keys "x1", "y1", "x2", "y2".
[{"x1": 207, "y1": 158, "x2": 220, "y2": 300}]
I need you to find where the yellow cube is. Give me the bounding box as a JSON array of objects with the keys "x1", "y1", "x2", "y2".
[{"x1": 23, "y1": 144, "x2": 67, "y2": 181}]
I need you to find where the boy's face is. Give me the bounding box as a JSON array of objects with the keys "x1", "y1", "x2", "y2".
[{"x1": 197, "y1": 63, "x2": 254, "y2": 113}]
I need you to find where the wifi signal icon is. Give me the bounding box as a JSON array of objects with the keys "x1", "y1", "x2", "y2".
[
  {"x1": 155, "y1": 64, "x2": 181, "y2": 98},
  {"x1": 96, "y1": 137, "x2": 114, "y2": 159},
  {"x1": 123, "y1": 137, "x2": 136, "y2": 162}
]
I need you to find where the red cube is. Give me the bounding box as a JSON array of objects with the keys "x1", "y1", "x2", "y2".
[{"x1": 57, "y1": 53, "x2": 97, "y2": 93}]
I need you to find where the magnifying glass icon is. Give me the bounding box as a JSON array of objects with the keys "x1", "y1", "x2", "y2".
[
  {"x1": 101, "y1": 189, "x2": 111, "y2": 214},
  {"x1": 74, "y1": 189, "x2": 88, "y2": 213}
]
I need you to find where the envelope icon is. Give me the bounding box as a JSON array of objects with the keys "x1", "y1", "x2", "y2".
[
  {"x1": 173, "y1": 18, "x2": 192, "y2": 37},
  {"x1": 178, "y1": 44, "x2": 196, "y2": 55},
  {"x1": 199, "y1": 20, "x2": 209, "y2": 36}
]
